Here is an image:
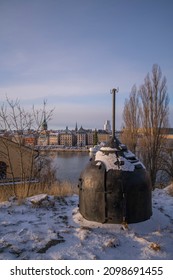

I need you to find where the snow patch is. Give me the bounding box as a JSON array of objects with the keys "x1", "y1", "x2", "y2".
[
  {"x1": 95, "y1": 151, "x2": 135, "y2": 171},
  {"x1": 27, "y1": 194, "x2": 48, "y2": 204},
  {"x1": 0, "y1": 191, "x2": 173, "y2": 260}
]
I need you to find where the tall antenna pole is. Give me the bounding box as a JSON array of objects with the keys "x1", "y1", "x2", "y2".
[{"x1": 111, "y1": 88, "x2": 119, "y2": 139}]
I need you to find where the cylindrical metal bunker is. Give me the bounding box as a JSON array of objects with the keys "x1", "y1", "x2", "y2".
[{"x1": 78, "y1": 143, "x2": 152, "y2": 224}]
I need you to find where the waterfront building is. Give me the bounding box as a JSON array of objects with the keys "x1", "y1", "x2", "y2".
[
  {"x1": 37, "y1": 110, "x2": 49, "y2": 145},
  {"x1": 87, "y1": 130, "x2": 94, "y2": 146},
  {"x1": 37, "y1": 131, "x2": 49, "y2": 146},
  {"x1": 59, "y1": 127, "x2": 76, "y2": 146},
  {"x1": 77, "y1": 126, "x2": 87, "y2": 146},
  {"x1": 49, "y1": 132, "x2": 59, "y2": 145},
  {"x1": 24, "y1": 134, "x2": 37, "y2": 146},
  {"x1": 97, "y1": 129, "x2": 110, "y2": 144}
]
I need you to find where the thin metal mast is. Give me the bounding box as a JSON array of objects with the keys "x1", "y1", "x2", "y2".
[{"x1": 111, "y1": 88, "x2": 119, "y2": 139}]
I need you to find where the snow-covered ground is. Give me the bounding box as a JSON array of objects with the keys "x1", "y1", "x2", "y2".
[{"x1": 0, "y1": 187, "x2": 173, "y2": 260}]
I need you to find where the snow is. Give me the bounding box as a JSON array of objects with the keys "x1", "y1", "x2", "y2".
[
  {"x1": 95, "y1": 151, "x2": 135, "y2": 171},
  {"x1": 0, "y1": 187, "x2": 173, "y2": 260},
  {"x1": 95, "y1": 149, "x2": 146, "y2": 172},
  {"x1": 100, "y1": 147, "x2": 118, "y2": 151}
]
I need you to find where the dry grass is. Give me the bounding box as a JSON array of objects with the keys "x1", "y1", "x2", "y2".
[
  {"x1": 149, "y1": 242, "x2": 161, "y2": 251},
  {"x1": 0, "y1": 180, "x2": 78, "y2": 202},
  {"x1": 166, "y1": 183, "x2": 173, "y2": 197},
  {"x1": 48, "y1": 180, "x2": 79, "y2": 196}
]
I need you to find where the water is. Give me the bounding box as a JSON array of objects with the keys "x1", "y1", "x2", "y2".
[
  {"x1": 51, "y1": 151, "x2": 171, "y2": 187},
  {"x1": 53, "y1": 151, "x2": 90, "y2": 184}
]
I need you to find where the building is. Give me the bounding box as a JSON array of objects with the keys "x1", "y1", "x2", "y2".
[
  {"x1": 59, "y1": 127, "x2": 76, "y2": 146},
  {"x1": 24, "y1": 133, "x2": 37, "y2": 146},
  {"x1": 104, "y1": 120, "x2": 111, "y2": 133},
  {"x1": 163, "y1": 128, "x2": 173, "y2": 150},
  {"x1": 37, "y1": 131, "x2": 49, "y2": 146},
  {"x1": 49, "y1": 132, "x2": 59, "y2": 145},
  {"x1": 42, "y1": 105, "x2": 48, "y2": 131},
  {"x1": 11, "y1": 132, "x2": 25, "y2": 145},
  {"x1": 0, "y1": 137, "x2": 38, "y2": 181},
  {"x1": 87, "y1": 130, "x2": 94, "y2": 146},
  {"x1": 77, "y1": 126, "x2": 87, "y2": 146},
  {"x1": 97, "y1": 130, "x2": 110, "y2": 144}
]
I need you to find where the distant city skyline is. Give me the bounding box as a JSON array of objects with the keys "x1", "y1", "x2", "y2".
[
  {"x1": 46, "y1": 119, "x2": 113, "y2": 132},
  {"x1": 0, "y1": 0, "x2": 172, "y2": 130}
]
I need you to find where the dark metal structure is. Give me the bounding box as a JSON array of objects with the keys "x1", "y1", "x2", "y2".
[{"x1": 78, "y1": 88, "x2": 152, "y2": 224}]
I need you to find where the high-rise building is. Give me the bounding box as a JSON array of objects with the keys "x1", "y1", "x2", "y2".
[{"x1": 104, "y1": 120, "x2": 111, "y2": 133}]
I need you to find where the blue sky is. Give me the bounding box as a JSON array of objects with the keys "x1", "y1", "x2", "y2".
[{"x1": 0, "y1": 0, "x2": 173, "y2": 130}]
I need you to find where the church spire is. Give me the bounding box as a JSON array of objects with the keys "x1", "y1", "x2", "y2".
[
  {"x1": 42, "y1": 100, "x2": 48, "y2": 131},
  {"x1": 75, "y1": 122, "x2": 78, "y2": 132}
]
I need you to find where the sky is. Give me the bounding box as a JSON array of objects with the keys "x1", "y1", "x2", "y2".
[{"x1": 0, "y1": 0, "x2": 173, "y2": 130}]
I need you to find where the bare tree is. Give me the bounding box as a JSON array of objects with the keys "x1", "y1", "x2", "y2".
[
  {"x1": 139, "y1": 64, "x2": 169, "y2": 187},
  {"x1": 121, "y1": 85, "x2": 140, "y2": 153},
  {"x1": 0, "y1": 97, "x2": 53, "y2": 134},
  {"x1": 158, "y1": 140, "x2": 173, "y2": 186},
  {"x1": 0, "y1": 97, "x2": 54, "y2": 196}
]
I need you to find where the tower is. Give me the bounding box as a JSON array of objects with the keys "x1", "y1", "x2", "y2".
[
  {"x1": 42, "y1": 100, "x2": 48, "y2": 131},
  {"x1": 75, "y1": 122, "x2": 78, "y2": 132},
  {"x1": 42, "y1": 114, "x2": 48, "y2": 131},
  {"x1": 104, "y1": 120, "x2": 111, "y2": 133}
]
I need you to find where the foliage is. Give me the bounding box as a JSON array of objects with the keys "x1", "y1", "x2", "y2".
[{"x1": 93, "y1": 129, "x2": 98, "y2": 146}]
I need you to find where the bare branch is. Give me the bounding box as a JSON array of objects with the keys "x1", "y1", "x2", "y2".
[{"x1": 138, "y1": 64, "x2": 169, "y2": 187}]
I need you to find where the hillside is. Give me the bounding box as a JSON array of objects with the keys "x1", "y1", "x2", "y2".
[{"x1": 0, "y1": 186, "x2": 173, "y2": 260}]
